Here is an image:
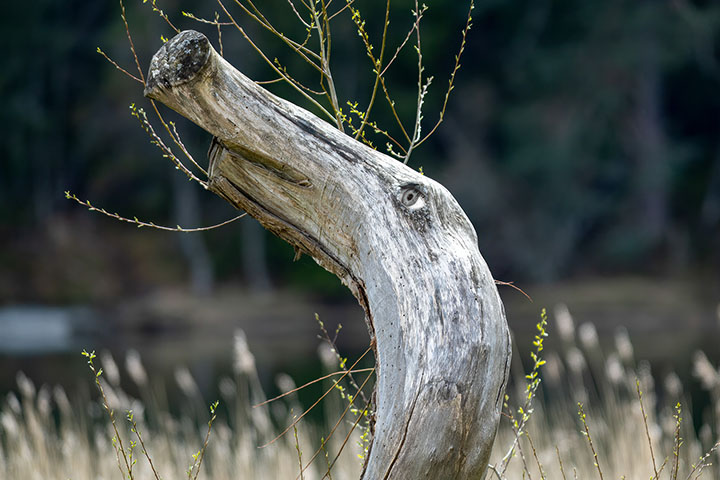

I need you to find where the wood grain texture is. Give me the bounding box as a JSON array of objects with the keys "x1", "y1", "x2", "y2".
[{"x1": 145, "y1": 30, "x2": 511, "y2": 479}]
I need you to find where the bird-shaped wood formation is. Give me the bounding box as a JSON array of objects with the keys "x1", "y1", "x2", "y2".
[{"x1": 145, "y1": 30, "x2": 511, "y2": 480}]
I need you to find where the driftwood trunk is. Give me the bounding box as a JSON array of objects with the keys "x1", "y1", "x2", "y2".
[{"x1": 145, "y1": 30, "x2": 511, "y2": 479}]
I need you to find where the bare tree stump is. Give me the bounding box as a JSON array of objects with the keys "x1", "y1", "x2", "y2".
[{"x1": 145, "y1": 30, "x2": 511, "y2": 480}]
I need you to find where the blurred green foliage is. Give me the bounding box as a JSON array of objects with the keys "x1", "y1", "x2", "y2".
[{"x1": 1, "y1": 0, "x2": 719, "y2": 302}]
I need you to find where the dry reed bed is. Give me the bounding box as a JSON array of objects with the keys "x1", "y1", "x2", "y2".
[{"x1": 1, "y1": 307, "x2": 718, "y2": 479}]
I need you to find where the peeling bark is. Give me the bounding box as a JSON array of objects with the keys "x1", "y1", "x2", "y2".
[{"x1": 145, "y1": 30, "x2": 511, "y2": 479}]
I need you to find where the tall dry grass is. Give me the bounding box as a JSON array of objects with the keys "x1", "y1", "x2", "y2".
[
  {"x1": 490, "y1": 306, "x2": 720, "y2": 479},
  {"x1": 1, "y1": 307, "x2": 718, "y2": 479},
  {"x1": 0, "y1": 331, "x2": 366, "y2": 480}
]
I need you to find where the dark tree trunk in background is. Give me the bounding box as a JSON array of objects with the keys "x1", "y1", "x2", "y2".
[
  {"x1": 173, "y1": 173, "x2": 214, "y2": 295},
  {"x1": 240, "y1": 218, "x2": 273, "y2": 292},
  {"x1": 701, "y1": 150, "x2": 720, "y2": 229},
  {"x1": 629, "y1": 20, "x2": 670, "y2": 250}
]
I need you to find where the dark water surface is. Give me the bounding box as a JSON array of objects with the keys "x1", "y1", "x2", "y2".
[{"x1": 1, "y1": 278, "x2": 718, "y2": 412}]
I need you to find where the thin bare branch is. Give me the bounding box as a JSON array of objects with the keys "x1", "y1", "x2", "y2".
[
  {"x1": 285, "y1": 0, "x2": 312, "y2": 28},
  {"x1": 346, "y1": 3, "x2": 411, "y2": 143},
  {"x1": 316, "y1": 316, "x2": 369, "y2": 405},
  {"x1": 379, "y1": 76, "x2": 411, "y2": 143},
  {"x1": 403, "y1": 74, "x2": 432, "y2": 164},
  {"x1": 672, "y1": 403, "x2": 682, "y2": 480},
  {"x1": 233, "y1": 0, "x2": 322, "y2": 64},
  {"x1": 259, "y1": 345, "x2": 373, "y2": 448},
  {"x1": 321, "y1": 0, "x2": 333, "y2": 65},
  {"x1": 293, "y1": 416, "x2": 305, "y2": 480},
  {"x1": 685, "y1": 441, "x2": 720, "y2": 480},
  {"x1": 416, "y1": 0, "x2": 475, "y2": 147},
  {"x1": 82, "y1": 351, "x2": 133, "y2": 479},
  {"x1": 510, "y1": 418, "x2": 533, "y2": 478},
  {"x1": 311, "y1": 0, "x2": 344, "y2": 130},
  {"x1": 578, "y1": 403, "x2": 604, "y2": 480},
  {"x1": 181, "y1": 11, "x2": 233, "y2": 26},
  {"x1": 118, "y1": 0, "x2": 207, "y2": 182},
  {"x1": 131, "y1": 104, "x2": 207, "y2": 185},
  {"x1": 379, "y1": 13, "x2": 422, "y2": 77},
  {"x1": 215, "y1": 12, "x2": 224, "y2": 56},
  {"x1": 299, "y1": 369, "x2": 375, "y2": 478},
  {"x1": 486, "y1": 465, "x2": 503, "y2": 480},
  {"x1": 526, "y1": 431, "x2": 546, "y2": 480},
  {"x1": 274, "y1": 59, "x2": 328, "y2": 96},
  {"x1": 216, "y1": 0, "x2": 337, "y2": 123},
  {"x1": 127, "y1": 413, "x2": 161, "y2": 480},
  {"x1": 353, "y1": 0, "x2": 391, "y2": 142},
  {"x1": 318, "y1": 396, "x2": 373, "y2": 480},
  {"x1": 498, "y1": 309, "x2": 548, "y2": 476},
  {"x1": 556, "y1": 446, "x2": 568, "y2": 480},
  {"x1": 146, "y1": 98, "x2": 211, "y2": 181},
  {"x1": 190, "y1": 402, "x2": 219, "y2": 480},
  {"x1": 403, "y1": 0, "x2": 430, "y2": 164},
  {"x1": 65, "y1": 192, "x2": 246, "y2": 232},
  {"x1": 119, "y1": 0, "x2": 146, "y2": 83},
  {"x1": 345, "y1": 102, "x2": 408, "y2": 154},
  {"x1": 142, "y1": 0, "x2": 181, "y2": 34},
  {"x1": 636, "y1": 380, "x2": 660, "y2": 479},
  {"x1": 169, "y1": 121, "x2": 208, "y2": 177},
  {"x1": 96, "y1": 48, "x2": 143, "y2": 83},
  {"x1": 328, "y1": 0, "x2": 355, "y2": 21},
  {"x1": 495, "y1": 280, "x2": 533, "y2": 302},
  {"x1": 253, "y1": 368, "x2": 375, "y2": 408},
  {"x1": 255, "y1": 77, "x2": 285, "y2": 85}
]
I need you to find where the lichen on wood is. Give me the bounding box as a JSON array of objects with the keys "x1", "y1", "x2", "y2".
[{"x1": 145, "y1": 30, "x2": 511, "y2": 480}]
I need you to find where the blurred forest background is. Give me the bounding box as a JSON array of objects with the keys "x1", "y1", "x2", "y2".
[{"x1": 1, "y1": 0, "x2": 719, "y2": 401}]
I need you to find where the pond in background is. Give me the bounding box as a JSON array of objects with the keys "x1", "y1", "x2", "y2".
[
  {"x1": 0, "y1": 289, "x2": 371, "y2": 415},
  {"x1": 1, "y1": 278, "x2": 718, "y2": 420}
]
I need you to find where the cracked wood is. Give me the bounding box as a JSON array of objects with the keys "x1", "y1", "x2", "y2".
[{"x1": 145, "y1": 30, "x2": 511, "y2": 480}]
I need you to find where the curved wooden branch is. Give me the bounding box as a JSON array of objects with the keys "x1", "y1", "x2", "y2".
[{"x1": 145, "y1": 30, "x2": 511, "y2": 479}]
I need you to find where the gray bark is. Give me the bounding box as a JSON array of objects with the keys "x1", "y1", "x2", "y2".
[{"x1": 145, "y1": 30, "x2": 511, "y2": 479}]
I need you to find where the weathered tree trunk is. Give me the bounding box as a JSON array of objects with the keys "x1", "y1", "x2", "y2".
[{"x1": 145, "y1": 30, "x2": 511, "y2": 479}]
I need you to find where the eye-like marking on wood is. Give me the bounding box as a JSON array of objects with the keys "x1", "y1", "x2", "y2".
[{"x1": 400, "y1": 184, "x2": 426, "y2": 210}]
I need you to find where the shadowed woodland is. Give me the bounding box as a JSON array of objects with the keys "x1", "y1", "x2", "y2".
[
  {"x1": 2, "y1": 0, "x2": 719, "y2": 301},
  {"x1": 1, "y1": 0, "x2": 720, "y2": 478}
]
